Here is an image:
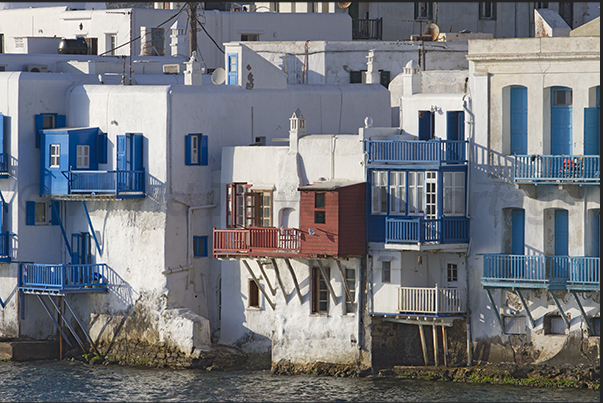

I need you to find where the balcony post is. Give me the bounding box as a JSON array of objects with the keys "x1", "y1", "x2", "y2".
[
  {"x1": 434, "y1": 283, "x2": 439, "y2": 314},
  {"x1": 549, "y1": 291, "x2": 571, "y2": 330},
  {"x1": 570, "y1": 291, "x2": 595, "y2": 336}
]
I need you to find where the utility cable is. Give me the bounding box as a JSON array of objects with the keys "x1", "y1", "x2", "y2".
[{"x1": 195, "y1": 13, "x2": 225, "y2": 54}]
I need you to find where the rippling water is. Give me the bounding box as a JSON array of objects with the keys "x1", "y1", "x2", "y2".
[{"x1": 0, "y1": 360, "x2": 599, "y2": 402}]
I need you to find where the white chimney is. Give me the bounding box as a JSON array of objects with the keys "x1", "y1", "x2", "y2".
[{"x1": 365, "y1": 49, "x2": 380, "y2": 84}]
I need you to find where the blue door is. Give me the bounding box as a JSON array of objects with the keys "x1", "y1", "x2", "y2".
[
  {"x1": 554, "y1": 210, "x2": 569, "y2": 256},
  {"x1": 418, "y1": 111, "x2": 434, "y2": 141},
  {"x1": 551, "y1": 87, "x2": 572, "y2": 155},
  {"x1": 584, "y1": 86, "x2": 600, "y2": 155},
  {"x1": 446, "y1": 111, "x2": 464, "y2": 162},
  {"x1": 116, "y1": 133, "x2": 143, "y2": 191},
  {"x1": 227, "y1": 54, "x2": 238, "y2": 85},
  {"x1": 511, "y1": 209, "x2": 525, "y2": 255},
  {"x1": 510, "y1": 86, "x2": 528, "y2": 155}
]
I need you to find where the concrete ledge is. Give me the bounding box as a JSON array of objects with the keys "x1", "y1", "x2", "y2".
[{"x1": 0, "y1": 340, "x2": 59, "y2": 361}]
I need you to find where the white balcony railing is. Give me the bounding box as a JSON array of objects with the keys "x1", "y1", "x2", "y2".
[{"x1": 398, "y1": 285, "x2": 466, "y2": 314}]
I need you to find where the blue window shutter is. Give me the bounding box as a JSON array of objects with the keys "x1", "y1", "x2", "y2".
[
  {"x1": 51, "y1": 200, "x2": 60, "y2": 226},
  {"x1": 0, "y1": 113, "x2": 4, "y2": 155},
  {"x1": 583, "y1": 108, "x2": 599, "y2": 155},
  {"x1": 0, "y1": 198, "x2": 3, "y2": 233},
  {"x1": 26, "y1": 201, "x2": 36, "y2": 225},
  {"x1": 511, "y1": 209, "x2": 525, "y2": 255},
  {"x1": 97, "y1": 133, "x2": 108, "y2": 164},
  {"x1": 35, "y1": 114, "x2": 44, "y2": 148},
  {"x1": 227, "y1": 54, "x2": 238, "y2": 85},
  {"x1": 71, "y1": 233, "x2": 81, "y2": 264},
  {"x1": 201, "y1": 135, "x2": 208, "y2": 166},
  {"x1": 81, "y1": 233, "x2": 91, "y2": 264},
  {"x1": 446, "y1": 111, "x2": 459, "y2": 141},
  {"x1": 418, "y1": 111, "x2": 433, "y2": 141},
  {"x1": 56, "y1": 115, "x2": 66, "y2": 128},
  {"x1": 116, "y1": 135, "x2": 126, "y2": 170},
  {"x1": 551, "y1": 87, "x2": 572, "y2": 155},
  {"x1": 133, "y1": 134, "x2": 143, "y2": 171},
  {"x1": 554, "y1": 210, "x2": 569, "y2": 256},
  {"x1": 185, "y1": 134, "x2": 192, "y2": 165},
  {"x1": 510, "y1": 86, "x2": 528, "y2": 155}
]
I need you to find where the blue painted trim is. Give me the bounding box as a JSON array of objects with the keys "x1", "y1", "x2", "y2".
[
  {"x1": 51, "y1": 200, "x2": 72, "y2": 257},
  {"x1": 81, "y1": 201, "x2": 101, "y2": 256}
]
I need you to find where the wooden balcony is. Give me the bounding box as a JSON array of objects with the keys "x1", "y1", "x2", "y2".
[
  {"x1": 65, "y1": 170, "x2": 145, "y2": 199},
  {"x1": 364, "y1": 139, "x2": 468, "y2": 165},
  {"x1": 213, "y1": 227, "x2": 301, "y2": 258},
  {"x1": 19, "y1": 263, "x2": 108, "y2": 294},
  {"x1": 398, "y1": 286, "x2": 466, "y2": 316},
  {"x1": 482, "y1": 254, "x2": 599, "y2": 291},
  {"x1": 386, "y1": 216, "x2": 469, "y2": 244},
  {"x1": 514, "y1": 155, "x2": 599, "y2": 185}
]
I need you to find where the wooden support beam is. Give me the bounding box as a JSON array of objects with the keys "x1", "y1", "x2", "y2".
[
  {"x1": 63, "y1": 297, "x2": 102, "y2": 356},
  {"x1": 81, "y1": 201, "x2": 102, "y2": 256},
  {"x1": 515, "y1": 289, "x2": 535, "y2": 328},
  {"x1": 243, "y1": 260, "x2": 275, "y2": 310},
  {"x1": 571, "y1": 291, "x2": 594, "y2": 336},
  {"x1": 549, "y1": 291, "x2": 571, "y2": 330},
  {"x1": 284, "y1": 258, "x2": 303, "y2": 304},
  {"x1": 432, "y1": 324, "x2": 439, "y2": 366},
  {"x1": 485, "y1": 287, "x2": 504, "y2": 330},
  {"x1": 59, "y1": 295, "x2": 63, "y2": 361},
  {"x1": 442, "y1": 326, "x2": 448, "y2": 367},
  {"x1": 335, "y1": 259, "x2": 353, "y2": 303},
  {"x1": 36, "y1": 294, "x2": 73, "y2": 348},
  {"x1": 418, "y1": 324, "x2": 429, "y2": 366},
  {"x1": 256, "y1": 260, "x2": 276, "y2": 296},
  {"x1": 270, "y1": 259, "x2": 288, "y2": 304},
  {"x1": 46, "y1": 295, "x2": 86, "y2": 353},
  {"x1": 316, "y1": 259, "x2": 338, "y2": 305}
]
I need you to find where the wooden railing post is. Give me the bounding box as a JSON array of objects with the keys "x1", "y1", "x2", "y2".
[{"x1": 434, "y1": 283, "x2": 439, "y2": 314}]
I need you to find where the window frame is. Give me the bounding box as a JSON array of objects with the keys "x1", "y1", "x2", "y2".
[
  {"x1": 446, "y1": 263, "x2": 458, "y2": 285},
  {"x1": 407, "y1": 171, "x2": 424, "y2": 215},
  {"x1": 381, "y1": 260, "x2": 391, "y2": 284},
  {"x1": 371, "y1": 170, "x2": 388, "y2": 215},
  {"x1": 49, "y1": 144, "x2": 61, "y2": 168},
  {"x1": 479, "y1": 2, "x2": 497, "y2": 20},
  {"x1": 389, "y1": 171, "x2": 406, "y2": 215},
  {"x1": 248, "y1": 279, "x2": 260, "y2": 308},
  {"x1": 76, "y1": 144, "x2": 90, "y2": 169},
  {"x1": 311, "y1": 266, "x2": 330, "y2": 314},
  {"x1": 414, "y1": 2, "x2": 433, "y2": 20},
  {"x1": 344, "y1": 267, "x2": 356, "y2": 314},
  {"x1": 443, "y1": 171, "x2": 466, "y2": 216},
  {"x1": 193, "y1": 235, "x2": 208, "y2": 257}
]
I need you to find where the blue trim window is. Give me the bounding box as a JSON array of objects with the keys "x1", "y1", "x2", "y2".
[
  {"x1": 227, "y1": 53, "x2": 238, "y2": 85},
  {"x1": 185, "y1": 134, "x2": 208, "y2": 166},
  {"x1": 26, "y1": 200, "x2": 60, "y2": 226},
  {"x1": 193, "y1": 236, "x2": 208, "y2": 257},
  {"x1": 35, "y1": 113, "x2": 65, "y2": 148}
]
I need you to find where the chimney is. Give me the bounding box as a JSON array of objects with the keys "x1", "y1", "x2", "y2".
[
  {"x1": 184, "y1": 51, "x2": 204, "y2": 85},
  {"x1": 365, "y1": 49, "x2": 380, "y2": 84},
  {"x1": 289, "y1": 108, "x2": 306, "y2": 153},
  {"x1": 403, "y1": 59, "x2": 421, "y2": 95}
]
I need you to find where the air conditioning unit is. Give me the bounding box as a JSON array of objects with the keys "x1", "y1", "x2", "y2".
[
  {"x1": 26, "y1": 64, "x2": 48, "y2": 73},
  {"x1": 163, "y1": 64, "x2": 181, "y2": 74}
]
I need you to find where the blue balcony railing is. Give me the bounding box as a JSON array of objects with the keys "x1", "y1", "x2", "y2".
[
  {"x1": 65, "y1": 170, "x2": 145, "y2": 197},
  {"x1": 482, "y1": 254, "x2": 599, "y2": 291},
  {"x1": 567, "y1": 257, "x2": 600, "y2": 291},
  {"x1": 365, "y1": 139, "x2": 468, "y2": 165},
  {"x1": 514, "y1": 155, "x2": 600, "y2": 184},
  {"x1": 19, "y1": 263, "x2": 108, "y2": 293},
  {"x1": 0, "y1": 232, "x2": 10, "y2": 261},
  {"x1": 0, "y1": 153, "x2": 8, "y2": 176},
  {"x1": 386, "y1": 216, "x2": 469, "y2": 244}
]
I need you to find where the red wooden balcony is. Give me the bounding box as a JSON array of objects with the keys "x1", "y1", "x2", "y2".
[{"x1": 213, "y1": 227, "x2": 301, "y2": 258}]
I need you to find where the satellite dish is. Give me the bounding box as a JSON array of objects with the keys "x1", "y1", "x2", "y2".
[
  {"x1": 338, "y1": 2, "x2": 352, "y2": 9},
  {"x1": 211, "y1": 67, "x2": 226, "y2": 85},
  {"x1": 422, "y1": 22, "x2": 440, "y2": 41}
]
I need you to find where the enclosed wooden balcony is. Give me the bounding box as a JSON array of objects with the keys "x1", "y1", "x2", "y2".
[
  {"x1": 365, "y1": 139, "x2": 468, "y2": 165},
  {"x1": 481, "y1": 254, "x2": 599, "y2": 291},
  {"x1": 213, "y1": 227, "x2": 301, "y2": 258},
  {"x1": 0, "y1": 153, "x2": 8, "y2": 177},
  {"x1": 386, "y1": 216, "x2": 469, "y2": 244},
  {"x1": 0, "y1": 232, "x2": 10, "y2": 262},
  {"x1": 19, "y1": 263, "x2": 108, "y2": 294},
  {"x1": 398, "y1": 286, "x2": 466, "y2": 316},
  {"x1": 64, "y1": 170, "x2": 145, "y2": 199},
  {"x1": 514, "y1": 155, "x2": 599, "y2": 185}
]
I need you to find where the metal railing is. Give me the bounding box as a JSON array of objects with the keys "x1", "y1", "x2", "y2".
[
  {"x1": 365, "y1": 139, "x2": 468, "y2": 165},
  {"x1": 19, "y1": 263, "x2": 108, "y2": 292},
  {"x1": 213, "y1": 227, "x2": 301, "y2": 256},
  {"x1": 398, "y1": 285, "x2": 466, "y2": 314},
  {"x1": 514, "y1": 155, "x2": 599, "y2": 184},
  {"x1": 66, "y1": 170, "x2": 145, "y2": 196},
  {"x1": 352, "y1": 17, "x2": 383, "y2": 40},
  {"x1": 386, "y1": 216, "x2": 469, "y2": 244},
  {"x1": 567, "y1": 257, "x2": 600, "y2": 288},
  {"x1": 0, "y1": 153, "x2": 8, "y2": 175}
]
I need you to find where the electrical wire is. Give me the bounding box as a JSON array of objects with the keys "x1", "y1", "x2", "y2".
[
  {"x1": 195, "y1": 13, "x2": 225, "y2": 54},
  {"x1": 98, "y1": 6, "x2": 187, "y2": 56}
]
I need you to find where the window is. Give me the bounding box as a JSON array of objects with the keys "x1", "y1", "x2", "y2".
[
  {"x1": 26, "y1": 201, "x2": 60, "y2": 226},
  {"x1": 76, "y1": 145, "x2": 89, "y2": 169},
  {"x1": 314, "y1": 211, "x2": 325, "y2": 224},
  {"x1": 425, "y1": 171, "x2": 437, "y2": 219},
  {"x1": 414, "y1": 2, "x2": 433, "y2": 20},
  {"x1": 345, "y1": 268, "x2": 356, "y2": 314},
  {"x1": 84, "y1": 37, "x2": 98, "y2": 55},
  {"x1": 315, "y1": 193, "x2": 325, "y2": 208},
  {"x1": 226, "y1": 184, "x2": 272, "y2": 228},
  {"x1": 227, "y1": 53, "x2": 238, "y2": 85},
  {"x1": 35, "y1": 113, "x2": 65, "y2": 148},
  {"x1": 185, "y1": 134, "x2": 207, "y2": 166},
  {"x1": 418, "y1": 111, "x2": 434, "y2": 140},
  {"x1": 552, "y1": 89, "x2": 572, "y2": 106},
  {"x1": 589, "y1": 317, "x2": 600, "y2": 337},
  {"x1": 544, "y1": 314, "x2": 567, "y2": 335},
  {"x1": 443, "y1": 171, "x2": 465, "y2": 215},
  {"x1": 240, "y1": 34, "x2": 259, "y2": 41},
  {"x1": 447, "y1": 263, "x2": 458, "y2": 284},
  {"x1": 311, "y1": 266, "x2": 329, "y2": 314},
  {"x1": 193, "y1": 236, "x2": 208, "y2": 257},
  {"x1": 107, "y1": 34, "x2": 117, "y2": 56},
  {"x1": 534, "y1": 2, "x2": 548, "y2": 9},
  {"x1": 479, "y1": 2, "x2": 497, "y2": 20},
  {"x1": 43, "y1": 115, "x2": 56, "y2": 130},
  {"x1": 381, "y1": 261, "x2": 391, "y2": 283},
  {"x1": 503, "y1": 316, "x2": 526, "y2": 335},
  {"x1": 371, "y1": 171, "x2": 387, "y2": 214},
  {"x1": 248, "y1": 279, "x2": 260, "y2": 308},
  {"x1": 407, "y1": 171, "x2": 424, "y2": 215},
  {"x1": 50, "y1": 144, "x2": 61, "y2": 168},
  {"x1": 314, "y1": 193, "x2": 325, "y2": 224},
  {"x1": 389, "y1": 171, "x2": 406, "y2": 215}
]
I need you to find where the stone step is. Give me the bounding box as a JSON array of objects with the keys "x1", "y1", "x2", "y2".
[{"x1": 0, "y1": 340, "x2": 60, "y2": 361}]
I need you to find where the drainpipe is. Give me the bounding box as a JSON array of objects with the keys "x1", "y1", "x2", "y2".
[
  {"x1": 330, "y1": 135, "x2": 337, "y2": 179},
  {"x1": 162, "y1": 204, "x2": 216, "y2": 275},
  {"x1": 463, "y1": 93, "x2": 475, "y2": 366},
  {"x1": 302, "y1": 40, "x2": 310, "y2": 84}
]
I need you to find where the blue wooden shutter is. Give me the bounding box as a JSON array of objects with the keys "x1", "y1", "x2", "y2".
[
  {"x1": 26, "y1": 201, "x2": 36, "y2": 225},
  {"x1": 97, "y1": 133, "x2": 108, "y2": 164},
  {"x1": 56, "y1": 114, "x2": 66, "y2": 128},
  {"x1": 583, "y1": 108, "x2": 599, "y2": 155},
  {"x1": 133, "y1": 134, "x2": 143, "y2": 170},
  {"x1": 418, "y1": 111, "x2": 433, "y2": 141},
  {"x1": 116, "y1": 135, "x2": 126, "y2": 170},
  {"x1": 554, "y1": 210, "x2": 568, "y2": 256},
  {"x1": 511, "y1": 209, "x2": 525, "y2": 255},
  {"x1": 551, "y1": 88, "x2": 572, "y2": 155},
  {"x1": 35, "y1": 114, "x2": 44, "y2": 148},
  {"x1": 510, "y1": 86, "x2": 528, "y2": 155},
  {"x1": 227, "y1": 54, "x2": 238, "y2": 85},
  {"x1": 81, "y1": 233, "x2": 91, "y2": 264},
  {"x1": 71, "y1": 233, "x2": 81, "y2": 264},
  {"x1": 446, "y1": 111, "x2": 460, "y2": 141},
  {"x1": 51, "y1": 200, "x2": 60, "y2": 226},
  {"x1": 185, "y1": 134, "x2": 192, "y2": 166},
  {"x1": 0, "y1": 113, "x2": 4, "y2": 155},
  {"x1": 201, "y1": 135, "x2": 208, "y2": 166}
]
